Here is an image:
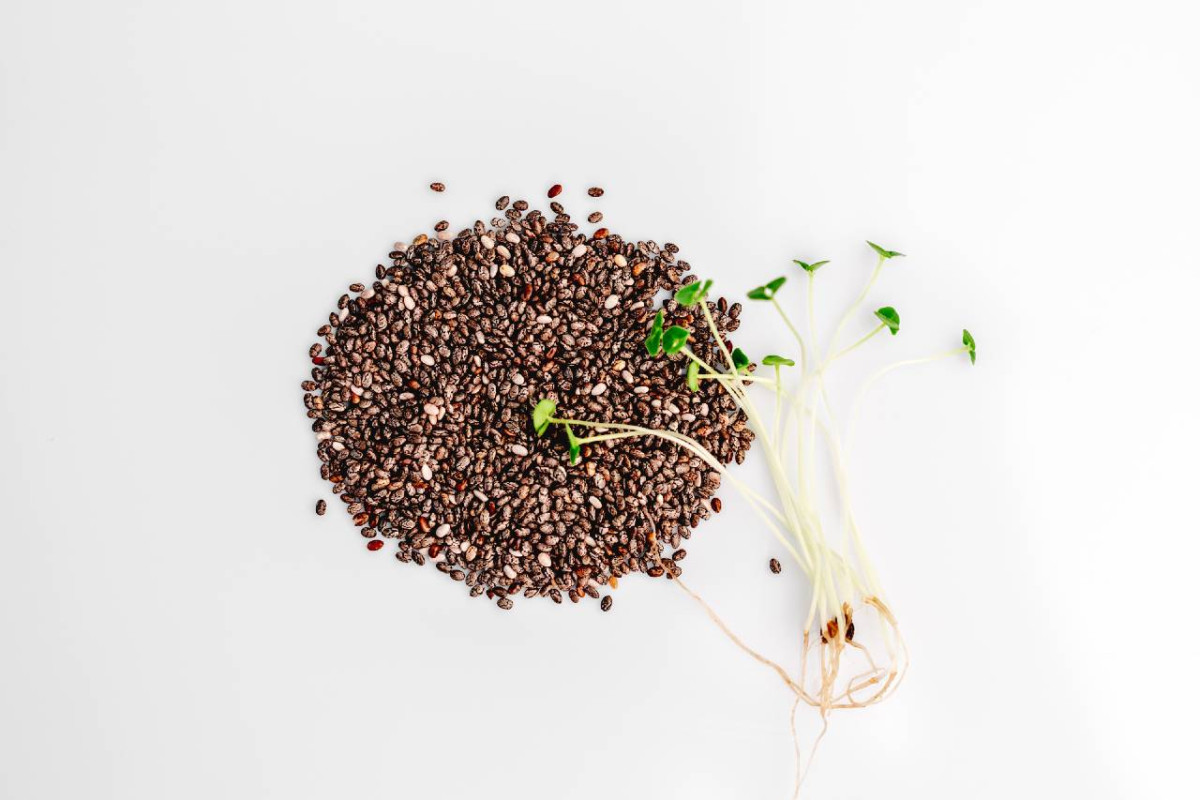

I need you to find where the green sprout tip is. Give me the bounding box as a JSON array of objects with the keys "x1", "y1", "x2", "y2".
[{"x1": 874, "y1": 306, "x2": 900, "y2": 335}]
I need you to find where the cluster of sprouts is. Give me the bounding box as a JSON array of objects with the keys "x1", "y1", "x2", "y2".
[{"x1": 532, "y1": 241, "x2": 975, "y2": 794}]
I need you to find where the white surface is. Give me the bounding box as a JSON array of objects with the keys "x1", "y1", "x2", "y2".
[{"x1": 2, "y1": 1, "x2": 1197, "y2": 798}]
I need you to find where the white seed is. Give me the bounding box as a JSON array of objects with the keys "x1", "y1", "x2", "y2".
[
  {"x1": 421, "y1": 464, "x2": 433, "y2": 481},
  {"x1": 498, "y1": 264, "x2": 515, "y2": 277},
  {"x1": 331, "y1": 441, "x2": 345, "y2": 451},
  {"x1": 397, "y1": 392, "x2": 414, "y2": 400},
  {"x1": 397, "y1": 284, "x2": 409, "y2": 297},
  {"x1": 424, "y1": 403, "x2": 439, "y2": 416},
  {"x1": 403, "y1": 295, "x2": 415, "y2": 310},
  {"x1": 588, "y1": 496, "x2": 602, "y2": 509},
  {"x1": 682, "y1": 413, "x2": 696, "y2": 421},
  {"x1": 420, "y1": 354, "x2": 435, "y2": 366},
  {"x1": 361, "y1": 288, "x2": 375, "y2": 299},
  {"x1": 536, "y1": 314, "x2": 553, "y2": 324},
  {"x1": 630, "y1": 301, "x2": 644, "y2": 310},
  {"x1": 315, "y1": 431, "x2": 331, "y2": 442},
  {"x1": 496, "y1": 245, "x2": 511, "y2": 259},
  {"x1": 435, "y1": 523, "x2": 451, "y2": 538},
  {"x1": 571, "y1": 244, "x2": 587, "y2": 258},
  {"x1": 465, "y1": 546, "x2": 478, "y2": 562},
  {"x1": 613, "y1": 254, "x2": 627, "y2": 267},
  {"x1": 621, "y1": 370, "x2": 634, "y2": 384},
  {"x1": 584, "y1": 535, "x2": 597, "y2": 547},
  {"x1": 510, "y1": 444, "x2": 529, "y2": 456},
  {"x1": 634, "y1": 386, "x2": 649, "y2": 394},
  {"x1": 613, "y1": 360, "x2": 625, "y2": 370},
  {"x1": 667, "y1": 402, "x2": 680, "y2": 414},
  {"x1": 473, "y1": 490, "x2": 488, "y2": 502},
  {"x1": 604, "y1": 294, "x2": 619, "y2": 310},
  {"x1": 337, "y1": 306, "x2": 349, "y2": 321},
  {"x1": 505, "y1": 232, "x2": 520, "y2": 244},
  {"x1": 512, "y1": 373, "x2": 525, "y2": 386},
  {"x1": 591, "y1": 383, "x2": 607, "y2": 396},
  {"x1": 480, "y1": 235, "x2": 495, "y2": 249},
  {"x1": 446, "y1": 264, "x2": 457, "y2": 277},
  {"x1": 503, "y1": 564, "x2": 518, "y2": 580},
  {"x1": 537, "y1": 552, "x2": 552, "y2": 568}
]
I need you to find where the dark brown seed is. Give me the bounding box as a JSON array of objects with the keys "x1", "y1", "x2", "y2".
[
  {"x1": 513, "y1": 199, "x2": 529, "y2": 211},
  {"x1": 588, "y1": 212, "x2": 603, "y2": 223},
  {"x1": 600, "y1": 595, "x2": 613, "y2": 612},
  {"x1": 547, "y1": 184, "x2": 563, "y2": 198},
  {"x1": 672, "y1": 549, "x2": 686, "y2": 561},
  {"x1": 430, "y1": 182, "x2": 445, "y2": 192},
  {"x1": 769, "y1": 558, "x2": 781, "y2": 574},
  {"x1": 367, "y1": 540, "x2": 384, "y2": 551},
  {"x1": 434, "y1": 220, "x2": 448, "y2": 232},
  {"x1": 587, "y1": 187, "x2": 604, "y2": 197},
  {"x1": 315, "y1": 499, "x2": 327, "y2": 516},
  {"x1": 550, "y1": 201, "x2": 564, "y2": 215}
]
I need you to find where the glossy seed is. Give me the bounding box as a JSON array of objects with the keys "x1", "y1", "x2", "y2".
[
  {"x1": 430, "y1": 182, "x2": 445, "y2": 192},
  {"x1": 547, "y1": 184, "x2": 563, "y2": 198}
]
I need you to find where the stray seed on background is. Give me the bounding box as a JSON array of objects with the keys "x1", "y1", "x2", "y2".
[
  {"x1": 588, "y1": 212, "x2": 603, "y2": 223},
  {"x1": 601, "y1": 596, "x2": 613, "y2": 612},
  {"x1": 368, "y1": 540, "x2": 384, "y2": 551},
  {"x1": 547, "y1": 184, "x2": 563, "y2": 198},
  {"x1": 588, "y1": 187, "x2": 604, "y2": 197},
  {"x1": 315, "y1": 499, "x2": 326, "y2": 516},
  {"x1": 435, "y1": 220, "x2": 448, "y2": 232},
  {"x1": 769, "y1": 558, "x2": 782, "y2": 574},
  {"x1": 430, "y1": 182, "x2": 445, "y2": 192}
]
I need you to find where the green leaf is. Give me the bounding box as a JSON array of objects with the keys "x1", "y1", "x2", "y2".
[
  {"x1": 762, "y1": 354, "x2": 795, "y2": 367},
  {"x1": 644, "y1": 310, "x2": 664, "y2": 355},
  {"x1": 565, "y1": 423, "x2": 581, "y2": 465},
  {"x1": 662, "y1": 325, "x2": 690, "y2": 355},
  {"x1": 866, "y1": 241, "x2": 905, "y2": 260},
  {"x1": 793, "y1": 259, "x2": 829, "y2": 273},
  {"x1": 675, "y1": 279, "x2": 713, "y2": 307},
  {"x1": 874, "y1": 306, "x2": 900, "y2": 335},
  {"x1": 532, "y1": 398, "x2": 557, "y2": 437},
  {"x1": 732, "y1": 348, "x2": 750, "y2": 372},
  {"x1": 748, "y1": 276, "x2": 788, "y2": 301},
  {"x1": 686, "y1": 359, "x2": 700, "y2": 391},
  {"x1": 962, "y1": 329, "x2": 977, "y2": 365}
]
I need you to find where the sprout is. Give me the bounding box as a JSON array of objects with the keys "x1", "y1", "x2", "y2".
[
  {"x1": 866, "y1": 241, "x2": 904, "y2": 260},
  {"x1": 675, "y1": 279, "x2": 713, "y2": 307},
  {"x1": 874, "y1": 306, "x2": 900, "y2": 335},
  {"x1": 565, "y1": 423, "x2": 582, "y2": 464},
  {"x1": 732, "y1": 347, "x2": 750, "y2": 372},
  {"x1": 793, "y1": 259, "x2": 830, "y2": 273},
  {"x1": 686, "y1": 359, "x2": 700, "y2": 391},
  {"x1": 747, "y1": 276, "x2": 787, "y2": 301},
  {"x1": 761, "y1": 354, "x2": 795, "y2": 367},
  {"x1": 662, "y1": 325, "x2": 690, "y2": 355},
  {"x1": 963, "y1": 329, "x2": 976, "y2": 364},
  {"x1": 532, "y1": 398, "x2": 557, "y2": 436},
  {"x1": 644, "y1": 310, "x2": 665, "y2": 355}
]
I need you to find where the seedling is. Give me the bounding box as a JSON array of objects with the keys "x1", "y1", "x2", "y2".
[{"x1": 532, "y1": 243, "x2": 975, "y2": 793}]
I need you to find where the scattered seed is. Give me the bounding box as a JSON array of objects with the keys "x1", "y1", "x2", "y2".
[
  {"x1": 496, "y1": 195, "x2": 510, "y2": 210},
  {"x1": 769, "y1": 558, "x2": 782, "y2": 574},
  {"x1": 588, "y1": 187, "x2": 604, "y2": 197},
  {"x1": 548, "y1": 184, "x2": 563, "y2": 198},
  {"x1": 368, "y1": 540, "x2": 384, "y2": 551},
  {"x1": 588, "y1": 212, "x2": 603, "y2": 224},
  {"x1": 711, "y1": 497, "x2": 722, "y2": 513},
  {"x1": 430, "y1": 182, "x2": 445, "y2": 192},
  {"x1": 435, "y1": 220, "x2": 448, "y2": 232},
  {"x1": 315, "y1": 499, "x2": 327, "y2": 515},
  {"x1": 601, "y1": 595, "x2": 613, "y2": 612}
]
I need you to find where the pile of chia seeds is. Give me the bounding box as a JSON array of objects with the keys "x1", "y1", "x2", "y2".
[{"x1": 301, "y1": 188, "x2": 753, "y2": 609}]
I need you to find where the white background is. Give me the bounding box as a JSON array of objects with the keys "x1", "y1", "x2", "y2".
[{"x1": 2, "y1": 1, "x2": 1197, "y2": 798}]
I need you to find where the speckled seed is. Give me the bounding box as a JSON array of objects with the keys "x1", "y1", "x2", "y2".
[
  {"x1": 510, "y1": 444, "x2": 529, "y2": 456},
  {"x1": 315, "y1": 499, "x2": 327, "y2": 515},
  {"x1": 497, "y1": 597, "x2": 514, "y2": 610},
  {"x1": 604, "y1": 294, "x2": 619, "y2": 310},
  {"x1": 601, "y1": 596, "x2": 613, "y2": 611},
  {"x1": 769, "y1": 558, "x2": 782, "y2": 574},
  {"x1": 429, "y1": 182, "x2": 445, "y2": 192},
  {"x1": 588, "y1": 212, "x2": 603, "y2": 223},
  {"x1": 588, "y1": 186, "x2": 604, "y2": 197},
  {"x1": 434, "y1": 220, "x2": 448, "y2": 232}
]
